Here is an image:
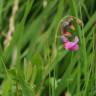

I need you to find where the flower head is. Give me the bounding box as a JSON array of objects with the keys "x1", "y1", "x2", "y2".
[{"x1": 60, "y1": 16, "x2": 82, "y2": 51}]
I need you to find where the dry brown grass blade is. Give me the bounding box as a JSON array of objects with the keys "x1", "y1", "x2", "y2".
[{"x1": 4, "y1": 0, "x2": 19, "y2": 48}]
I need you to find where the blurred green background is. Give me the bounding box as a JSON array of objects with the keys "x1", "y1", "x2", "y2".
[{"x1": 0, "y1": 0, "x2": 96, "y2": 96}]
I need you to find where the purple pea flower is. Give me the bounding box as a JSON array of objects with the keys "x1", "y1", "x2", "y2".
[{"x1": 62, "y1": 36, "x2": 79, "y2": 51}]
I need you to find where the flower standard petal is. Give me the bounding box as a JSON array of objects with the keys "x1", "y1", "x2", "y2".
[{"x1": 63, "y1": 36, "x2": 79, "y2": 51}]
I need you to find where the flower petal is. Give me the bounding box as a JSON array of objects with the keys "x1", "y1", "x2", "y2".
[{"x1": 63, "y1": 36, "x2": 79, "y2": 51}]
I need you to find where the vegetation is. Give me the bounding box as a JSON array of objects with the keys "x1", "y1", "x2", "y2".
[{"x1": 0, "y1": 0, "x2": 96, "y2": 96}]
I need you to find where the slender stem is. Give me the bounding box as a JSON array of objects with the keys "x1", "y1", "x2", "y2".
[{"x1": 16, "y1": 80, "x2": 19, "y2": 96}]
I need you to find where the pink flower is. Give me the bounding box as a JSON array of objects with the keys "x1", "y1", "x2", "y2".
[{"x1": 64, "y1": 36, "x2": 79, "y2": 51}]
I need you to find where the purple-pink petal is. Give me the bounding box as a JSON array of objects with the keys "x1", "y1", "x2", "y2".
[
  {"x1": 63, "y1": 36, "x2": 79, "y2": 51},
  {"x1": 69, "y1": 44, "x2": 79, "y2": 51}
]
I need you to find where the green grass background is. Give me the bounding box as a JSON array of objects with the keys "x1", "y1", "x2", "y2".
[{"x1": 0, "y1": 0, "x2": 96, "y2": 96}]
